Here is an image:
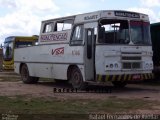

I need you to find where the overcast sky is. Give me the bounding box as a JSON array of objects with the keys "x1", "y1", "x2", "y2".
[{"x1": 0, "y1": 0, "x2": 160, "y2": 44}]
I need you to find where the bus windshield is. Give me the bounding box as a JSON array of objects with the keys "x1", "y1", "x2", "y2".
[
  {"x1": 98, "y1": 19, "x2": 151, "y2": 45},
  {"x1": 98, "y1": 19, "x2": 130, "y2": 44},
  {"x1": 3, "y1": 41, "x2": 13, "y2": 61},
  {"x1": 130, "y1": 21, "x2": 151, "y2": 45}
]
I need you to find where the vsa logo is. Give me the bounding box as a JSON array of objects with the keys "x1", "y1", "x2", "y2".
[{"x1": 52, "y1": 47, "x2": 64, "y2": 56}]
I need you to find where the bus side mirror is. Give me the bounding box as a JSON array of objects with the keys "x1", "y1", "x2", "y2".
[{"x1": 98, "y1": 27, "x2": 105, "y2": 40}]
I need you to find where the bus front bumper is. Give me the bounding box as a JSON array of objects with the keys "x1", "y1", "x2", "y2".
[{"x1": 96, "y1": 73, "x2": 154, "y2": 82}]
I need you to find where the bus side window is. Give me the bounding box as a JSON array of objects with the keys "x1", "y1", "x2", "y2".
[
  {"x1": 70, "y1": 25, "x2": 84, "y2": 45},
  {"x1": 54, "y1": 19, "x2": 73, "y2": 32},
  {"x1": 43, "y1": 22, "x2": 54, "y2": 33}
]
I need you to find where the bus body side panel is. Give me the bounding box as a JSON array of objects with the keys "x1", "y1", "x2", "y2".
[{"x1": 14, "y1": 44, "x2": 84, "y2": 80}]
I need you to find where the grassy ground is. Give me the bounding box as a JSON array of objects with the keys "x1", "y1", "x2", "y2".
[
  {"x1": 0, "y1": 76, "x2": 20, "y2": 82},
  {"x1": 0, "y1": 96, "x2": 159, "y2": 120},
  {"x1": 0, "y1": 75, "x2": 53, "y2": 82}
]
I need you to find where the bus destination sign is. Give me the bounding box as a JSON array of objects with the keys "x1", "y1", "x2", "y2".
[{"x1": 114, "y1": 11, "x2": 140, "y2": 18}]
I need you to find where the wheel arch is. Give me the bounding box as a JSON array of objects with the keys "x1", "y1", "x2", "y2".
[
  {"x1": 19, "y1": 63, "x2": 27, "y2": 74},
  {"x1": 19, "y1": 62, "x2": 39, "y2": 84},
  {"x1": 67, "y1": 64, "x2": 78, "y2": 80},
  {"x1": 67, "y1": 64, "x2": 85, "y2": 81}
]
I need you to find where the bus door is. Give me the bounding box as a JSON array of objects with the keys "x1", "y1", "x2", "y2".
[{"x1": 84, "y1": 23, "x2": 97, "y2": 81}]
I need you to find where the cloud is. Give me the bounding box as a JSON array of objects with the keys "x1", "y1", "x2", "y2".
[
  {"x1": 15, "y1": 0, "x2": 59, "y2": 14},
  {"x1": 0, "y1": 0, "x2": 60, "y2": 44},
  {"x1": 0, "y1": 0, "x2": 93, "y2": 44},
  {"x1": 127, "y1": 7, "x2": 159, "y2": 23},
  {"x1": 0, "y1": 12, "x2": 41, "y2": 44},
  {"x1": 0, "y1": 0, "x2": 16, "y2": 9},
  {"x1": 159, "y1": 11, "x2": 160, "y2": 16},
  {"x1": 56, "y1": 0, "x2": 91, "y2": 12},
  {"x1": 140, "y1": 0, "x2": 160, "y2": 7},
  {"x1": 138, "y1": 0, "x2": 160, "y2": 23},
  {"x1": 0, "y1": 0, "x2": 59, "y2": 13}
]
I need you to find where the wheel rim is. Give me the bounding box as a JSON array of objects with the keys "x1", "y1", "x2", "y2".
[{"x1": 71, "y1": 68, "x2": 82, "y2": 88}]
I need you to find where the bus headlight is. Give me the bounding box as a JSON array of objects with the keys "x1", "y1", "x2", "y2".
[
  {"x1": 115, "y1": 63, "x2": 118, "y2": 68},
  {"x1": 110, "y1": 64, "x2": 113, "y2": 68},
  {"x1": 142, "y1": 51, "x2": 153, "y2": 56},
  {"x1": 144, "y1": 62, "x2": 153, "y2": 70},
  {"x1": 150, "y1": 63, "x2": 153, "y2": 68},
  {"x1": 105, "y1": 62, "x2": 120, "y2": 71},
  {"x1": 146, "y1": 63, "x2": 149, "y2": 68}
]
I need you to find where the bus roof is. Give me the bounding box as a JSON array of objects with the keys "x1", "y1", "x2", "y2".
[
  {"x1": 4, "y1": 36, "x2": 38, "y2": 43},
  {"x1": 42, "y1": 10, "x2": 149, "y2": 23}
]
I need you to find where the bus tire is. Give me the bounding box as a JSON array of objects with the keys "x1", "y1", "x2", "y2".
[
  {"x1": 20, "y1": 64, "x2": 39, "y2": 84},
  {"x1": 112, "y1": 81, "x2": 127, "y2": 88},
  {"x1": 69, "y1": 66, "x2": 87, "y2": 90}
]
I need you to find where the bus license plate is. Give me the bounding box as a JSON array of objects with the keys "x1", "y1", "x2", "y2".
[{"x1": 132, "y1": 74, "x2": 141, "y2": 80}]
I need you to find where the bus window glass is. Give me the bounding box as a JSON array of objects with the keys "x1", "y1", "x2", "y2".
[
  {"x1": 3, "y1": 41, "x2": 13, "y2": 61},
  {"x1": 57, "y1": 22, "x2": 63, "y2": 31},
  {"x1": 71, "y1": 25, "x2": 84, "y2": 45},
  {"x1": 130, "y1": 21, "x2": 151, "y2": 45},
  {"x1": 63, "y1": 20, "x2": 73, "y2": 30},
  {"x1": 55, "y1": 19, "x2": 73, "y2": 31},
  {"x1": 43, "y1": 23, "x2": 53, "y2": 33},
  {"x1": 98, "y1": 19, "x2": 130, "y2": 44}
]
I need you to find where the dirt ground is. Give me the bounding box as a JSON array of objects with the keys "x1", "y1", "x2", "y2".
[
  {"x1": 0, "y1": 71, "x2": 160, "y2": 101},
  {"x1": 0, "y1": 80, "x2": 159, "y2": 101},
  {"x1": 0, "y1": 71, "x2": 160, "y2": 114}
]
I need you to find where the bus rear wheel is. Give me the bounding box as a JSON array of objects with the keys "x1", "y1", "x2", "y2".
[
  {"x1": 20, "y1": 64, "x2": 39, "y2": 84},
  {"x1": 69, "y1": 67, "x2": 87, "y2": 90},
  {"x1": 112, "y1": 81, "x2": 127, "y2": 88}
]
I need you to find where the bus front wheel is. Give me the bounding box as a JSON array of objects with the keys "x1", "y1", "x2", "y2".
[
  {"x1": 20, "y1": 64, "x2": 39, "y2": 84},
  {"x1": 69, "y1": 66, "x2": 87, "y2": 90}
]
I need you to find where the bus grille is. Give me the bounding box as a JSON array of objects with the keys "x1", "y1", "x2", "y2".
[
  {"x1": 121, "y1": 52, "x2": 142, "y2": 70},
  {"x1": 122, "y1": 56, "x2": 141, "y2": 60},
  {"x1": 122, "y1": 62, "x2": 141, "y2": 69}
]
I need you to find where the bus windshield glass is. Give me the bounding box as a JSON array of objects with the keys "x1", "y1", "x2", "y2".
[
  {"x1": 3, "y1": 41, "x2": 13, "y2": 61},
  {"x1": 98, "y1": 19, "x2": 130, "y2": 44},
  {"x1": 98, "y1": 19, "x2": 151, "y2": 45},
  {"x1": 130, "y1": 21, "x2": 151, "y2": 45}
]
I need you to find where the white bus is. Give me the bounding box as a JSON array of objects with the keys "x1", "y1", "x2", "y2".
[{"x1": 14, "y1": 10, "x2": 153, "y2": 89}]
